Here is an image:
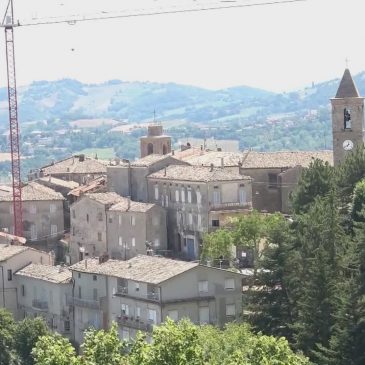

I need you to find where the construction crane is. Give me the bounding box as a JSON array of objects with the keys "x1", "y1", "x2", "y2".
[{"x1": 2, "y1": 0, "x2": 22, "y2": 237}]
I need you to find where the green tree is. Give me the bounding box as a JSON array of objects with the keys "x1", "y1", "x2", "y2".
[
  {"x1": 291, "y1": 158, "x2": 335, "y2": 214},
  {"x1": 0, "y1": 309, "x2": 16, "y2": 365},
  {"x1": 351, "y1": 178, "x2": 365, "y2": 222},
  {"x1": 200, "y1": 229, "x2": 232, "y2": 265},
  {"x1": 14, "y1": 317, "x2": 49, "y2": 365}
]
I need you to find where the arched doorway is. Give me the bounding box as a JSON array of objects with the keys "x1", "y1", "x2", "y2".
[
  {"x1": 147, "y1": 143, "x2": 154, "y2": 155},
  {"x1": 162, "y1": 144, "x2": 167, "y2": 155}
]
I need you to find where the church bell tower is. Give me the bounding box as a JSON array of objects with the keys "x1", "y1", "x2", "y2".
[{"x1": 331, "y1": 68, "x2": 364, "y2": 166}]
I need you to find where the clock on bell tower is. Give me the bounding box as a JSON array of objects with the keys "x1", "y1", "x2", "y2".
[{"x1": 331, "y1": 68, "x2": 364, "y2": 166}]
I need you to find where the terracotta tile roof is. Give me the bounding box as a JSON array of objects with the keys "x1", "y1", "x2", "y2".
[
  {"x1": 70, "y1": 255, "x2": 199, "y2": 284},
  {"x1": 109, "y1": 198, "x2": 156, "y2": 213},
  {"x1": 0, "y1": 244, "x2": 29, "y2": 262},
  {"x1": 68, "y1": 176, "x2": 106, "y2": 197},
  {"x1": 184, "y1": 150, "x2": 333, "y2": 169},
  {"x1": 41, "y1": 155, "x2": 107, "y2": 175},
  {"x1": 0, "y1": 232, "x2": 26, "y2": 245},
  {"x1": 0, "y1": 182, "x2": 64, "y2": 202},
  {"x1": 148, "y1": 165, "x2": 250, "y2": 182},
  {"x1": 85, "y1": 192, "x2": 125, "y2": 206},
  {"x1": 15, "y1": 263, "x2": 72, "y2": 284},
  {"x1": 131, "y1": 154, "x2": 178, "y2": 167},
  {"x1": 335, "y1": 68, "x2": 360, "y2": 98},
  {"x1": 38, "y1": 176, "x2": 79, "y2": 190}
]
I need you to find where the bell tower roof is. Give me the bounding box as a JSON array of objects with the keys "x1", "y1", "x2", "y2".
[{"x1": 335, "y1": 68, "x2": 360, "y2": 98}]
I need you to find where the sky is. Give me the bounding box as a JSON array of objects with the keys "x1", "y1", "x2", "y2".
[{"x1": 0, "y1": 0, "x2": 363, "y2": 92}]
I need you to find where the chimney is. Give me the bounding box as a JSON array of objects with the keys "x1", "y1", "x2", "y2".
[
  {"x1": 220, "y1": 157, "x2": 224, "y2": 168},
  {"x1": 172, "y1": 150, "x2": 175, "y2": 156},
  {"x1": 79, "y1": 154, "x2": 85, "y2": 162},
  {"x1": 210, "y1": 163, "x2": 214, "y2": 172},
  {"x1": 85, "y1": 259, "x2": 88, "y2": 269},
  {"x1": 164, "y1": 167, "x2": 167, "y2": 176}
]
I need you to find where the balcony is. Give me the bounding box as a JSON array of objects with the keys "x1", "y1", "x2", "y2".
[
  {"x1": 116, "y1": 315, "x2": 153, "y2": 332},
  {"x1": 32, "y1": 299, "x2": 48, "y2": 311},
  {"x1": 209, "y1": 202, "x2": 252, "y2": 211},
  {"x1": 67, "y1": 295, "x2": 105, "y2": 310}
]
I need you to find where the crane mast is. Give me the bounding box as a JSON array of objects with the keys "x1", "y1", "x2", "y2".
[{"x1": 4, "y1": 0, "x2": 22, "y2": 237}]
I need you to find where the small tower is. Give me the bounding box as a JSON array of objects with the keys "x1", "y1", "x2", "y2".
[
  {"x1": 140, "y1": 124, "x2": 172, "y2": 158},
  {"x1": 331, "y1": 69, "x2": 364, "y2": 166}
]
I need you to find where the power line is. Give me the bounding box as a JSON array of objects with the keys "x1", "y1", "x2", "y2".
[{"x1": 16, "y1": 0, "x2": 307, "y2": 27}]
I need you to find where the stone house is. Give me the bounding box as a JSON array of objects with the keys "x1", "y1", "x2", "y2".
[
  {"x1": 15, "y1": 263, "x2": 73, "y2": 338},
  {"x1": 0, "y1": 244, "x2": 51, "y2": 317},
  {"x1": 107, "y1": 200, "x2": 167, "y2": 260},
  {"x1": 0, "y1": 182, "x2": 65, "y2": 245},
  {"x1": 107, "y1": 154, "x2": 188, "y2": 203},
  {"x1": 28, "y1": 154, "x2": 107, "y2": 185},
  {"x1": 147, "y1": 165, "x2": 252, "y2": 260},
  {"x1": 70, "y1": 255, "x2": 244, "y2": 343},
  {"x1": 184, "y1": 150, "x2": 333, "y2": 214}
]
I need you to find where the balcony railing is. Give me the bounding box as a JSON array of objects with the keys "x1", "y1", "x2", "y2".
[
  {"x1": 67, "y1": 295, "x2": 104, "y2": 310},
  {"x1": 32, "y1": 299, "x2": 48, "y2": 310},
  {"x1": 116, "y1": 315, "x2": 153, "y2": 332},
  {"x1": 209, "y1": 202, "x2": 252, "y2": 211},
  {"x1": 115, "y1": 290, "x2": 160, "y2": 303}
]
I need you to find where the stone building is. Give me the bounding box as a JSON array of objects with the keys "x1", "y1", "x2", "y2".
[
  {"x1": 107, "y1": 154, "x2": 188, "y2": 202},
  {"x1": 0, "y1": 244, "x2": 51, "y2": 317},
  {"x1": 147, "y1": 165, "x2": 252, "y2": 259},
  {"x1": 70, "y1": 255, "x2": 244, "y2": 343},
  {"x1": 69, "y1": 192, "x2": 167, "y2": 264},
  {"x1": 0, "y1": 182, "x2": 65, "y2": 245},
  {"x1": 15, "y1": 263, "x2": 73, "y2": 338},
  {"x1": 183, "y1": 150, "x2": 333, "y2": 213},
  {"x1": 331, "y1": 68, "x2": 364, "y2": 166},
  {"x1": 28, "y1": 154, "x2": 107, "y2": 185},
  {"x1": 140, "y1": 124, "x2": 172, "y2": 158}
]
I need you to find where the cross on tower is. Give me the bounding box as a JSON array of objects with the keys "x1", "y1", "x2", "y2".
[{"x1": 345, "y1": 58, "x2": 350, "y2": 69}]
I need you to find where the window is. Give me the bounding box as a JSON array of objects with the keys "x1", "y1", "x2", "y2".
[
  {"x1": 64, "y1": 320, "x2": 70, "y2": 332},
  {"x1": 72, "y1": 210, "x2": 76, "y2": 219},
  {"x1": 49, "y1": 204, "x2": 56, "y2": 213},
  {"x1": 239, "y1": 188, "x2": 246, "y2": 205},
  {"x1": 131, "y1": 237, "x2": 136, "y2": 247},
  {"x1": 154, "y1": 238, "x2": 160, "y2": 247},
  {"x1": 181, "y1": 188, "x2": 185, "y2": 202},
  {"x1": 199, "y1": 306, "x2": 209, "y2": 324},
  {"x1": 165, "y1": 195, "x2": 169, "y2": 207},
  {"x1": 30, "y1": 225, "x2": 37, "y2": 240},
  {"x1": 93, "y1": 275, "x2": 97, "y2": 281},
  {"x1": 86, "y1": 214, "x2": 89, "y2": 223},
  {"x1": 135, "y1": 282, "x2": 140, "y2": 291},
  {"x1": 118, "y1": 215, "x2": 122, "y2": 225},
  {"x1": 9, "y1": 205, "x2": 13, "y2": 214},
  {"x1": 119, "y1": 236, "x2": 123, "y2": 246},
  {"x1": 154, "y1": 184, "x2": 159, "y2": 200},
  {"x1": 225, "y1": 278, "x2": 235, "y2": 290},
  {"x1": 213, "y1": 188, "x2": 221, "y2": 205},
  {"x1": 51, "y1": 225, "x2": 57, "y2": 236},
  {"x1": 148, "y1": 309, "x2": 157, "y2": 323},
  {"x1": 167, "y1": 310, "x2": 178, "y2": 321},
  {"x1": 161, "y1": 194, "x2": 165, "y2": 207},
  {"x1": 187, "y1": 188, "x2": 192, "y2": 203},
  {"x1": 196, "y1": 189, "x2": 202, "y2": 205},
  {"x1": 78, "y1": 272, "x2": 81, "y2": 279},
  {"x1": 29, "y1": 204, "x2": 37, "y2": 214},
  {"x1": 226, "y1": 304, "x2": 236, "y2": 317},
  {"x1": 188, "y1": 213, "x2": 193, "y2": 225},
  {"x1": 344, "y1": 107, "x2": 352, "y2": 129},
  {"x1": 21, "y1": 284, "x2": 25, "y2": 296},
  {"x1": 97, "y1": 212, "x2": 103, "y2": 221},
  {"x1": 122, "y1": 328, "x2": 130, "y2": 341},
  {"x1": 97, "y1": 232, "x2": 102, "y2": 241},
  {"x1": 72, "y1": 226, "x2": 75, "y2": 236},
  {"x1": 108, "y1": 215, "x2": 113, "y2": 223},
  {"x1": 198, "y1": 214, "x2": 202, "y2": 228},
  {"x1": 78, "y1": 286, "x2": 82, "y2": 299},
  {"x1": 198, "y1": 280, "x2": 208, "y2": 293},
  {"x1": 130, "y1": 216, "x2": 136, "y2": 226},
  {"x1": 212, "y1": 219, "x2": 220, "y2": 227},
  {"x1": 268, "y1": 173, "x2": 278, "y2": 189},
  {"x1": 175, "y1": 189, "x2": 179, "y2": 202},
  {"x1": 93, "y1": 288, "x2": 98, "y2": 301},
  {"x1": 121, "y1": 303, "x2": 129, "y2": 316},
  {"x1": 136, "y1": 306, "x2": 141, "y2": 319}
]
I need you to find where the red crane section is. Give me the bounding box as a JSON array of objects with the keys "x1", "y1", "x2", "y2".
[{"x1": 5, "y1": 1, "x2": 23, "y2": 237}]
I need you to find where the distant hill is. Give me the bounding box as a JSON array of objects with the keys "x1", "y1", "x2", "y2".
[{"x1": 0, "y1": 79, "x2": 273, "y2": 125}]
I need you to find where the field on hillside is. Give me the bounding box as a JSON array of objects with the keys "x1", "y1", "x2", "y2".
[{"x1": 77, "y1": 148, "x2": 115, "y2": 160}]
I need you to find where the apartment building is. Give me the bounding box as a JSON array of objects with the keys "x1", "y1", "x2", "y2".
[
  {"x1": 15, "y1": 264, "x2": 73, "y2": 338},
  {"x1": 184, "y1": 150, "x2": 333, "y2": 213},
  {"x1": 0, "y1": 244, "x2": 51, "y2": 317},
  {"x1": 107, "y1": 200, "x2": 167, "y2": 260},
  {"x1": 147, "y1": 165, "x2": 252, "y2": 259},
  {"x1": 69, "y1": 192, "x2": 125, "y2": 264},
  {"x1": 107, "y1": 154, "x2": 188, "y2": 202},
  {"x1": 70, "y1": 255, "x2": 244, "y2": 343},
  {"x1": 0, "y1": 182, "x2": 65, "y2": 245}
]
